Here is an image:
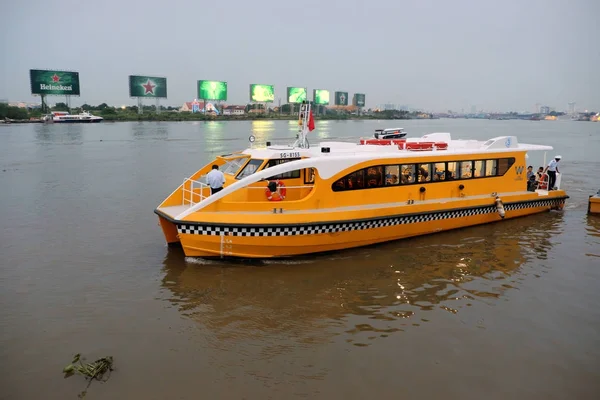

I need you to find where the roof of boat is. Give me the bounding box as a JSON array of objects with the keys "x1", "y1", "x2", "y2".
[{"x1": 240, "y1": 133, "x2": 553, "y2": 160}]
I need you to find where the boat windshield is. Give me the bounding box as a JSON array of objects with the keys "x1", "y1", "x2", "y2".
[
  {"x1": 236, "y1": 159, "x2": 264, "y2": 180},
  {"x1": 220, "y1": 156, "x2": 250, "y2": 175}
]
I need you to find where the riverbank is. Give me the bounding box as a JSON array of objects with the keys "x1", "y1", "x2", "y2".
[{"x1": 2, "y1": 113, "x2": 418, "y2": 124}]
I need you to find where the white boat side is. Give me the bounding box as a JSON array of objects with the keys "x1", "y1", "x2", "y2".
[{"x1": 173, "y1": 134, "x2": 553, "y2": 220}]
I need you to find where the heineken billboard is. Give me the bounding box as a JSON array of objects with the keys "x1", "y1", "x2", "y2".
[
  {"x1": 250, "y1": 84, "x2": 275, "y2": 102},
  {"x1": 198, "y1": 80, "x2": 227, "y2": 101},
  {"x1": 287, "y1": 87, "x2": 306, "y2": 103},
  {"x1": 353, "y1": 93, "x2": 366, "y2": 107},
  {"x1": 313, "y1": 89, "x2": 330, "y2": 105},
  {"x1": 334, "y1": 91, "x2": 349, "y2": 106},
  {"x1": 129, "y1": 75, "x2": 167, "y2": 98},
  {"x1": 30, "y1": 69, "x2": 80, "y2": 96}
]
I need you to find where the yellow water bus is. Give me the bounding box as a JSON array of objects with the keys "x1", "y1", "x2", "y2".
[{"x1": 155, "y1": 104, "x2": 568, "y2": 258}]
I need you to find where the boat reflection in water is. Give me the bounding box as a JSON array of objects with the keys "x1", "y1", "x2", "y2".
[{"x1": 160, "y1": 212, "x2": 561, "y2": 348}]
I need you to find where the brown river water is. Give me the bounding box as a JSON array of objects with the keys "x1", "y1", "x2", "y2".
[{"x1": 1, "y1": 119, "x2": 599, "y2": 399}]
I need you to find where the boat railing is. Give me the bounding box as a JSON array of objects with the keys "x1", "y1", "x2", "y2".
[
  {"x1": 182, "y1": 177, "x2": 210, "y2": 206},
  {"x1": 247, "y1": 183, "x2": 315, "y2": 200},
  {"x1": 247, "y1": 184, "x2": 314, "y2": 190}
]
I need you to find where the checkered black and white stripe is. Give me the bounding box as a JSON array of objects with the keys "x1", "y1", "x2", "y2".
[
  {"x1": 177, "y1": 198, "x2": 564, "y2": 237},
  {"x1": 504, "y1": 199, "x2": 557, "y2": 211}
]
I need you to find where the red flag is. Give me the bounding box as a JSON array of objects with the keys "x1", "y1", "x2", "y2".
[{"x1": 307, "y1": 111, "x2": 315, "y2": 132}]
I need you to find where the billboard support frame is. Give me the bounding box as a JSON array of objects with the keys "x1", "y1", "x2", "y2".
[
  {"x1": 137, "y1": 98, "x2": 143, "y2": 115},
  {"x1": 40, "y1": 94, "x2": 48, "y2": 114},
  {"x1": 156, "y1": 98, "x2": 160, "y2": 115}
]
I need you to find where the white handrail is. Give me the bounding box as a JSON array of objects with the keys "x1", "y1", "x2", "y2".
[{"x1": 181, "y1": 177, "x2": 210, "y2": 206}]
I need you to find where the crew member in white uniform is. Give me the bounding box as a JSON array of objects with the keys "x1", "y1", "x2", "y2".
[
  {"x1": 544, "y1": 155, "x2": 561, "y2": 190},
  {"x1": 206, "y1": 164, "x2": 225, "y2": 195}
]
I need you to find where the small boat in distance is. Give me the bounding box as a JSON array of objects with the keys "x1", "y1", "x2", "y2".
[
  {"x1": 155, "y1": 102, "x2": 568, "y2": 259},
  {"x1": 42, "y1": 111, "x2": 103, "y2": 123},
  {"x1": 374, "y1": 128, "x2": 407, "y2": 139},
  {"x1": 360, "y1": 128, "x2": 407, "y2": 145}
]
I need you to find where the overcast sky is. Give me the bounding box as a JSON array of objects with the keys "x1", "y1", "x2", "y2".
[{"x1": 1, "y1": 0, "x2": 598, "y2": 112}]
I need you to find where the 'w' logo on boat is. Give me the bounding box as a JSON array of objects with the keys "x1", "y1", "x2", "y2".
[{"x1": 515, "y1": 166, "x2": 524, "y2": 174}]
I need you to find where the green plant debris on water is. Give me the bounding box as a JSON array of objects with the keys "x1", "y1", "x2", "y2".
[{"x1": 63, "y1": 353, "x2": 114, "y2": 398}]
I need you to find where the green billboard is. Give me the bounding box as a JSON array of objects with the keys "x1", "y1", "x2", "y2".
[
  {"x1": 30, "y1": 69, "x2": 80, "y2": 96},
  {"x1": 287, "y1": 87, "x2": 306, "y2": 103},
  {"x1": 353, "y1": 93, "x2": 366, "y2": 107},
  {"x1": 250, "y1": 84, "x2": 275, "y2": 102},
  {"x1": 313, "y1": 89, "x2": 330, "y2": 105},
  {"x1": 334, "y1": 91, "x2": 348, "y2": 106},
  {"x1": 198, "y1": 80, "x2": 227, "y2": 101},
  {"x1": 129, "y1": 75, "x2": 167, "y2": 98}
]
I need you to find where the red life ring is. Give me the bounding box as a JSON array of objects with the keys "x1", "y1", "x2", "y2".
[
  {"x1": 265, "y1": 180, "x2": 286, "y2": 201},
  {"x1": 538, "y1": 174, "x2": 548, "y2": 190}
]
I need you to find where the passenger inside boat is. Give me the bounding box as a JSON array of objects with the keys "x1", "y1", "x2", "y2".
[
  {"x1": 418, "y1": 164, "x2": 430, "y2": 182},
  {"x1": 366, "y1": 166, "x2": 383, "y2": 188},
  {"x1": 385, "y1": 166, "x2": 400, "y2": 185},
  {"x1": 401, "y1": 165, "x2": 415, "y2": 184}
]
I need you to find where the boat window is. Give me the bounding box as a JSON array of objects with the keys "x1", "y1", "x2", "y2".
[
  {"x1": 365, "y1": 166, "x2": 384, "y2": 188},
  {"x1": 497, "y1": 157, "x2": 515, "y2": 175},
  {"x1": 433, "y1": 162, "x2": 446, "y2": 181},
  {"x1": 418, "y1": 163, "x2": 431, "y2": 182},
  {"x1": 460, "y1": 161, "x2": 473, "y2": 179},
  {"x1": 474, "y1": 160, "x2": 485, "y2": 177},
  {"x1": 304, "y1": 168, "x2": 315, "y2": 184},
  {"x1": 485, "y1": 159, "x2": 497, "y2": 176},
  {"x1": 446, "y1": 162, "x2": 458, "y2": 180},
  {"x1": 400, "y1": 164, "x2": 415, "y2": 184},
  {"x1": 345, "y1": 170, "x2": 365, "y2": 190},
  {"x1": 236, "y1": 159, "x2": 264, "y2": 180},
  {"x1": 265, "y1": 158, "x2": 301, "y2": 180},
  {"x1": 385, "y1": 165, "x2": 400, "y2": 185},
  {"x1": 333, "y1": 179, "x2": 346, "y2": 191},
  {"x1": 221, "y1": 157, "x2": 249, "y2": 175},
  {"x1": 332, "y1": 165, "x2": 390, "y2": 191}
]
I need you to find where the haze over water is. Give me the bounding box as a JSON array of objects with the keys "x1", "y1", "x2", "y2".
[{"x1": 1, "y1": 119, "x2": 599, "y2": 399}]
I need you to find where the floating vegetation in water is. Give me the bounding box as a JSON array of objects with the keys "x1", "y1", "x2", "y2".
[{"x1": 63, "y1": 353, "x2": 114, "y2": 398}]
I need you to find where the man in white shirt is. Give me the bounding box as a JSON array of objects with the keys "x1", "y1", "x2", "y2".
[
  {"x1": 206, "y1": 164, "x2": 225, "y2": 195},
  {"x1": 543, "y1": 155, "x2": 561, "y2": 190}
]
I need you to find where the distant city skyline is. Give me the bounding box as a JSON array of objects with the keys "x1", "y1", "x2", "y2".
[{"x1": 1, "y1": 0, "x2": 598, "y2": 112}]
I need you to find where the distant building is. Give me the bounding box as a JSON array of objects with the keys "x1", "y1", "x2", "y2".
[
  {"x1": 540, "y1": 106, "x2": 550, "y2": 114},
  {"x1": 180, "y1": 101, "x2": 198, "y2": 112},
  {"x1": 180, "y1": 100, "x2": 219, "y2": 114},
  {"x1": 248, "y1": 108, "x2": 266, "y2": 114},
  {"x1": 568, "y1": 102, "x2": 575, "y2": 115},
  {"x1": 222, "y1": 105, "x2": 245, "y2": 116},
  {"x1": 7, "y1": 101, "x2": 41, "y2": 109}
]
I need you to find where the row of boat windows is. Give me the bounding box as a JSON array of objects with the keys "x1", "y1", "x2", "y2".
[
  {"x1": 331, "y1": 157, "x2": 516, "y2": 192},
  {"x1": 218, "y1": 156, "x2": 517, "y2": 191}
]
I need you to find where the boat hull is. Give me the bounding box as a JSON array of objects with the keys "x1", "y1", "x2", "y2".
[
  {"x1": 161, "y1": 194, "x2": 567, "y2": 259},
  {"x1": 589, "y1": 195, "x2": 600, "y2": 215},
  {"x1": 54, "y1": 119, "x2": 103, "y2": 123}
]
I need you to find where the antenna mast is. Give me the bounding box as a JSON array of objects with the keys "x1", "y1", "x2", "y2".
[{"x1": 294, "y1": 100, "x2": 310, "y2": 149}]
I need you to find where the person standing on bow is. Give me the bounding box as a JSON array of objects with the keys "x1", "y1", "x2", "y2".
[
  {"x1": 206, "y1": 164, "x2": 225, "y2": 195},
  {"x1": 543, "y1": 155, "x2": 561, "y2": 190}
]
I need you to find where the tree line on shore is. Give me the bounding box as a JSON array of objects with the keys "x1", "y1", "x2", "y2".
[{"x1": 1, "y1": 102, "x2": 417, "y2": 121}]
